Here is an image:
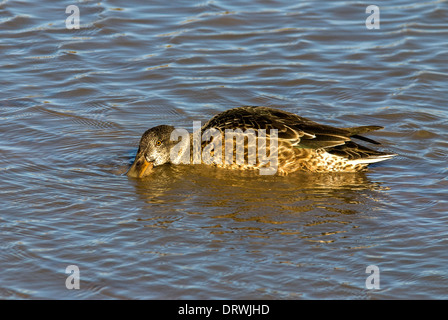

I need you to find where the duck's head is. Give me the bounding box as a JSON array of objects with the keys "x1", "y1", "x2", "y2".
[{"x1": 127, "y1": 125, "x2": 176, "y2": 178}]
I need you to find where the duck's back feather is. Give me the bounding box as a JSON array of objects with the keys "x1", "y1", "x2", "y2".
[{"x1": 202, "y1": 106, "x2": 385, "y2": 153}]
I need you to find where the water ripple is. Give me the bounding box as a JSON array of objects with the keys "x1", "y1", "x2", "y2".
[{"x1": 1, "y1": 0, "x2": 447, "y2": 299}]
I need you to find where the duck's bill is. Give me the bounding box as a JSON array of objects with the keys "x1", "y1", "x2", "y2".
[{"x1": 126, "y1": 155, "x2": 154, "y2": 178}]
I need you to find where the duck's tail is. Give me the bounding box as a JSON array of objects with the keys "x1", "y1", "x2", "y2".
[
  {"x1": 327, "y1": 140, "x2": 397, "y2": 164},
  {"x1": 343, "y1": 125, "x2": 384, "y2": 145}
]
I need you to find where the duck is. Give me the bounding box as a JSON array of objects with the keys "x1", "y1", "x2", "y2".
[{"x1": 127, "y1": 106, "x2": 395, "y2": 178}]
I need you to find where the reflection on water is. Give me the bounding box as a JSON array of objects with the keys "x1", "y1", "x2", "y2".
[
  {"x1": 1, "y1": 0, "x2": 447, "y2": 299},
  {"x1": 129, "y1": 164, "x2": 388, "y2": 243}
]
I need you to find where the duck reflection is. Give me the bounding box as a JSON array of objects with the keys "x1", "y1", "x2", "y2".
[{"x1": 128, "y1": 164, "x2": 389, "y2": 243}]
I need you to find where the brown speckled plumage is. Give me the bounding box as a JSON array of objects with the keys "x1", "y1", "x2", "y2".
[{"x1": 127, "y1": 106, "x2": 396, "y2": 178}]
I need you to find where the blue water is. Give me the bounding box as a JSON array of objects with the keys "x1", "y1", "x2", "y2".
[{"x1": 1, "y1": 0, "x2": 447, "y2": 299}]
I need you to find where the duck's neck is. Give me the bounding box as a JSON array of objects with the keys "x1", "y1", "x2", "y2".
[{"x1": 169, "y1": 131, "x2": 200, "y2": 165}]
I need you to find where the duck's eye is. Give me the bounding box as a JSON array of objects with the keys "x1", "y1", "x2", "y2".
[{"x1": 155, "y1": 140, "x2": 162, "y2": 146}]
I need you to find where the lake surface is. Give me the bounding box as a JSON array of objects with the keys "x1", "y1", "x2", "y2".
[{"x1": 1, "y1": 0, "x2": 447, "y2": 299}]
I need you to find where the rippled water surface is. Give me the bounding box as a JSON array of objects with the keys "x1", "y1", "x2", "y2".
[{"x1": 1, "y1": 0, "x2": 447, "y2": 299}]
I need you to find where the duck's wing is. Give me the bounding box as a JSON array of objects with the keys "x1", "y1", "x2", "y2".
[
  {"x1": 202, "y1": 106, "x2": 383, "y2": 150},
  {"x1": 327, "y1": 141, "x2": 396, "y2": 163}
]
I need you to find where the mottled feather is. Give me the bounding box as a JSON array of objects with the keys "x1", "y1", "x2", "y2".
[{"x1": 128, "y1": 106, "x2": 396, "y2": 177}]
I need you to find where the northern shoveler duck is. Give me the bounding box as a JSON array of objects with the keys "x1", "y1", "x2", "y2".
[{"x1": 127, "y1": 106, "x2": 395, "y2": 177}]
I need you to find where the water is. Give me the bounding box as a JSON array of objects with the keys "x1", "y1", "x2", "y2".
[{"x1": 1, "y1": 0, "x2": 447, "y2": 299}]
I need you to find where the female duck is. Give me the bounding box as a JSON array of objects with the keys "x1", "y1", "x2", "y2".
[{"x1": 127, "y1": 106, "x2": 395, "y2": 177}]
